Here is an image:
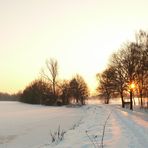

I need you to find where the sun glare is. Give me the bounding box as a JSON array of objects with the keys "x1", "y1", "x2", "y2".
[{"x1": 129, "y1": 83, "x2": 136, "y2": 90}]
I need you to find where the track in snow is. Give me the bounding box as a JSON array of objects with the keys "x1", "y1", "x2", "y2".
[{"x1": 110, "y1": 105, "x2": 148, "y2": 148}]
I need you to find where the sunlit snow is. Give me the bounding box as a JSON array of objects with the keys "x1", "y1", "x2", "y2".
[{"x1": 0, "y1": 101, "x2": 148, "y2": 148}]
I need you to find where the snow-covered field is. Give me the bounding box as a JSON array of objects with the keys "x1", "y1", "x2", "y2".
[
  {"x1": 0, "y1": 101, "x2": 148, "y2": 148},
  {"x1": 0, "y1": 101, "x2": 84, "y2": 148}
]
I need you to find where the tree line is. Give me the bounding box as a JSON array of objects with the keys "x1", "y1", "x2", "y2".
[
  {"x1": 96, "y1": 30, "x2": 148, "y2": 110},
  {"x1": 20, "y1": 59, "x2": 89, "y2": 106},
  {"x1": 0, "y1": 92, "x2": 19, "y2": 101}
]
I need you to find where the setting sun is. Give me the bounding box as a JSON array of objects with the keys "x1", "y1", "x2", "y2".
[{"x1": 129, "y1": 83, "x2": 136, "y2": 90}]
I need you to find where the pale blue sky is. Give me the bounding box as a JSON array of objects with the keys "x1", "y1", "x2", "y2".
[{"x1": 0, "y1": 0, "x2": 148, "y2": 93}]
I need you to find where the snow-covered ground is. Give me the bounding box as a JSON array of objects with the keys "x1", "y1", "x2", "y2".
[
  {"x1": 0, "y1": 101, "x2": 148, "y2": 148},
  {"x1": 52, "y1": 104, "x2": 148, "y2": 148},
  {"x1": 0, "y1": 101, "x2": 84, "y2": 148}
]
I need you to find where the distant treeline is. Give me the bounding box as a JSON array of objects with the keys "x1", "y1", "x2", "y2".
[{"x1": 0, "y1": 92, "x2": 19, "y2": 101}]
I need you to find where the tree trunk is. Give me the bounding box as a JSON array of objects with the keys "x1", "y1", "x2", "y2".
[
  {"x1": 76, "y1": 97, "x2": 79, "y2": 103},
  {"x1": 53, "y1": 81, "x2": 55, "y2": 96},
  {"x1": 140, "y1": 91, "x2": 143, "y2": 108},
  {"x1": 106, "y1": 97, "x2": 110, "y2": 104},
  {"x1": 120, "y1": 92, "x2": 124, "y2": 108},
  {"x1": 130, "y1": 90, "x2": 133, "y2": 110}
]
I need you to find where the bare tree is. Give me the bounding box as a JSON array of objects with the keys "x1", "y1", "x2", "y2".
[
  {"x1": 135, "y1": 30, "x2": 148, "y2": 107},
  {"x1": 41, "y1": 58, "x2": 58, "y2": 99},
  {"x1": 118, "y1": 42, "x2": 139, "y2": 110},
  {"x1": 96, "y1": 67, "x2": 116, "y2": 104},
  {"x1": 109, "y1": 52, "x2": 129, "y2": 108},
  {"x1": 97, "y1": 30, "x2": 148, "y2": 109}
]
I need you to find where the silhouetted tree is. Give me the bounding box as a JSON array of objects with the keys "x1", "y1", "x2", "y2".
[
  {"x1": 60, "y1": 80, "x2": 71, "y2": 105},
  {"x1": 69, "y1": 75, "x2": 89, "y2": 105},
  {"x1": 135, "y1": 30, "x2": 148, "y2": 107},
  {"x1": 20, "y1": 79, "x2": 54, "y2": 105},
  {"x1": 96, "y1": 67, "x2": 116, "y2": 104},
  {"x1": 41, "y1": 58, "x2": 58, "y2": 103},
  {"x1": 115, "y1": 42, "x2": 139, "y2": 110},
  {"x1": 99, "y1": 30, "x2": 148, "y2": 109},
  {"x1": 109, "y1": 52, "x2": 128, "y2": 107}
]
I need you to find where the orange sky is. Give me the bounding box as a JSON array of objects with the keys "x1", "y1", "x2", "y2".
[{"x1": 0, "y1": 0, "x2": 148, "y2": 94}]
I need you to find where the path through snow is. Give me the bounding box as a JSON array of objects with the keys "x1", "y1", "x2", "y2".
[
  {"x1": 110, "y1": 105, "x2": 148, "y2": 148},
  {"x1": 51, "y1": 104, "x2": 148, "y2": 148}
]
